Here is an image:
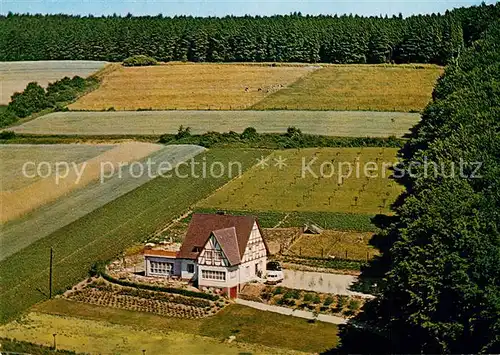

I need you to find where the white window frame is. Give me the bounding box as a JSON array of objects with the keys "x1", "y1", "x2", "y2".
[
  {"x1": 150, "y1": 261, "x2": 173, "y2": 275},
  {"x1": 201, "y1": 269, "x2": 226, "y2": 281}
]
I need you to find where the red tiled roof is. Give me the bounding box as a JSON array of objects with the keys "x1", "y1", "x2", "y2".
[
  {"x1": 178, "y1": 213, "x2": 256, "y2": 260},
  {"x1": 211, "y1": 227, "x2": 241, "y2": 266}
]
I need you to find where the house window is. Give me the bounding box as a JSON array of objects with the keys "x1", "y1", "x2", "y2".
[
  {"x1": 201, "y1": 270, "x2": 226, "y2": 281},
  {"x1": 205, "y1": 250, "x2": 213, "y2": 260},
  {"x1": 187, "y1": 264, "x2": 195, "y2": 273},
  {"x1": 150, "y1": 261, "x2": 173, "y2": 275}
]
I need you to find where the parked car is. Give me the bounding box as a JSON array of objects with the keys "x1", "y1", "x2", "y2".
[{"x1": 266, "y1": 261, "x2": 284, "y2": 284}]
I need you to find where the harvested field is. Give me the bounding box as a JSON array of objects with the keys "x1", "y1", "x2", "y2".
[
  {"x1": 0, "y1": 144, "x2": 205, "y2": 261},
  {"x1": 287, "y1": 230, "x2": 379, "y2": 261},
  {"x1": 0, "y1": 142, "x2": 164, "y2": 223},
  {"x1": 0, "y1": 61, "x2": 107, "y2": 104},
  {"x1": 9, "y1": 110, "x2": 420, "y2": 137},
  {"x1": 69, "y1": 63, "x2": 313, "y2": 110},
  {"x1": 0, "y1": 144, "x2": 113, "y2": 191},
  {"x1": 198, "y1": 147, "x2": 403, "y2": 215},
  {"x1": 252, "y1": 65, "x2": 443, "y2": 112},
  {"x1": 0, "y1": 149, "x2": 267, "y2": 322}
]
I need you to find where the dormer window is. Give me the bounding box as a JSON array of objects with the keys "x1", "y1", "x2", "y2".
[{"x1": 192, "y1": 246, "x2": 202, "y2": 253}]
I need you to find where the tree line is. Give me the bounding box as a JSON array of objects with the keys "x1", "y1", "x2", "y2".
[
  {"x1": 343, "y1": 16, "x2": 500, "y2": 354},
  {"x1": 0, "y1": 3, "x2": 498, "y2": 65}
]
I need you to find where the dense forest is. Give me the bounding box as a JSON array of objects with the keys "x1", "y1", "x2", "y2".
[
  {"x1": 342, "y1": 17, "x2": 500, "y2": 354},
  {"x1": 0, "y1": 3, "x2": 498, "y2": 64}
]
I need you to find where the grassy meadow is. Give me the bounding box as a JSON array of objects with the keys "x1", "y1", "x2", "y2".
[
  {"x1": 9, "y1": 110, "x2": 420, "y2": 137},
  {"x1": 69, "y1": 63, "x2": 313, "y2": 110},
  {"x1": 252, "y1": 65, "x2": 443, "y2": 112},
  {"x1": 21, "y1": 299, "x2": 338, "y2": 353},
  {"x1": 198, "y1": 147, "x2": 403, "y2": 215},
  {"x1": 0, "y1": 148, "x2": 268, "y2": 322}
]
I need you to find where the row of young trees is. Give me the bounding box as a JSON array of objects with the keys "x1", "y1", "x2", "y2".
[
  {"x1": 0, "y1": 3, "x2": 498, "y2": 65},
  {"x1": 353, "y1": 18, "x2": 500, "y2": 353}
]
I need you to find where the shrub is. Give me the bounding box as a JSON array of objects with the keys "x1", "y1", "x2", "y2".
[
  {"x1": 323, "y1": 296, "x2": 334, "y2": 306},
  {"x1": 9, "y1": 82, "x2": 49, "y2": 118},
  {"x1": 0, "y1": 130, "x2": 16, "y2": 139},
  {"x1": 241, "y1": 127, "x2": 258, "y2": 140},
  {"x1": 273, "y1": 286, "x2": 284, "y2": 295},
  {"x1": 348, "y1": 299, "x2": 361, "y2": 312},
  {"x1": 303, "y1": 293, "x2": 314, "y2": 302},
  {"x1": 312, "y1": 294, "x2": 322, "y2": 304},
  {"x1": 286, "y1": 126, "x2": 302, "y2": 138},
  {"x1": 336, "y1": 295, "x2": 348, "y2": 309},
  {"x1": 176, "y1": 125, "x2": 191, "y2": 140},
  {"x1": 123, "y1": 55, "x2": 158, "y2": 66}
]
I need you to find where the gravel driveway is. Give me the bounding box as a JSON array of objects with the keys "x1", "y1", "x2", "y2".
[{"x1": 282, "y1": 269, "x2": 372, "y2": 298}]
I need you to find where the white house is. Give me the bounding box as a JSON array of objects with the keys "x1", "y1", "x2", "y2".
[{"x1": 144, "y1": 213, "x2": 269, "y2": 298}]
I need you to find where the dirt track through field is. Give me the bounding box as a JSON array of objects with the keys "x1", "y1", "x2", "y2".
[{"x1": 10, "y1": 110, "x2": 420, "y2": 137}]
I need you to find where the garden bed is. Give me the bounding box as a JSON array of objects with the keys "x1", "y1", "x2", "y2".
[
  {"x1": 240, "y1": 284, "x2": 365, "y2": 318},
  {"x1": 63, "y1": 278, "x2": 228, "y2": 319}
]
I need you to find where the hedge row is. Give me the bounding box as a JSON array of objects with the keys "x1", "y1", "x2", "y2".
[{"x1": 160, "y1": 128, "x2": 405, "y2": 149}]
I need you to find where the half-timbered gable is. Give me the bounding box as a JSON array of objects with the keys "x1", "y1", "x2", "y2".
[
  {"x1": 145, "y1": 213, "x2": 269, "y2": 298},
  {"x1": 241, "y1": 222, "x2": 267, "y2": 263},
  {"x1": 198, "y1": 234, "x2": 230, "y2": 267}
]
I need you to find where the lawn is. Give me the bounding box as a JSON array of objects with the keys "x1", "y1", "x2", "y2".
[
  {"x1": 69, "y1": 63, "x2": 313, "y2": 110},
  {"x1": 0, "y1": 312, "x2": 297, "y2": 355},
  {"x1": 0, "y1": 148, "x2": 268, "y2": 323},
  {"x1": 0, "y1": 60, "x2": 107, "y2": 104},
  {"x1": 198, "y1": 147, "x2": 403, "y2": 215},
  {"x1": 9, "y1": 110, "x2": 420, "y2": 137},
  {"x1": 28, "y1": 299, "x2": 338, "y2": 353},
  {"x1": 252, "y1": 64, "x2": 443, "y2": 112}
]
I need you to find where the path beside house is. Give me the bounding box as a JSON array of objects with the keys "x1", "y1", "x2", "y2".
[
  {"x1": 282, "y1": 269, "x2": 374, "y2": 298},
  {"x1": 235, "y1": 298, "x2": 348, "y2": 325}
]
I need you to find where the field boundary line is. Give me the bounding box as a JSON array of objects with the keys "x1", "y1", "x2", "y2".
[
  {"x1": 273, "y1": 213, "x2": 290, "y2": 229},
  {"x1": 247, "y1": 66, "x2": 320, "y2": 110}
]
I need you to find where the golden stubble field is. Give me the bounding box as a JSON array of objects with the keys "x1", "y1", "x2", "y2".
[
  {"x1": 252, "y1": 64, "x2": 444, "y2": 112},
  {"x1": 69, "y1": 63, "x2": 315, "y2": 110},
  {"x1": 0, "y1": 142, "x2": 163, "y2": 223},
  {"x1": 198, "y1": 147, "x2": 403, "y2": 215}
]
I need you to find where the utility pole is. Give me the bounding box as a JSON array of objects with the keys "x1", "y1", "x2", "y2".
[{"x1": 49, "y1": 247, "x2": 53, "y2": 299}]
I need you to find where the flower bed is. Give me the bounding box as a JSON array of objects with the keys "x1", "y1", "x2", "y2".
[
  {"x1": 64, "y1": 279, "x2": 226, "y2": 318},
  {"x1": 259, "y1": 285, "x2": 364, "y2": 318}
]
